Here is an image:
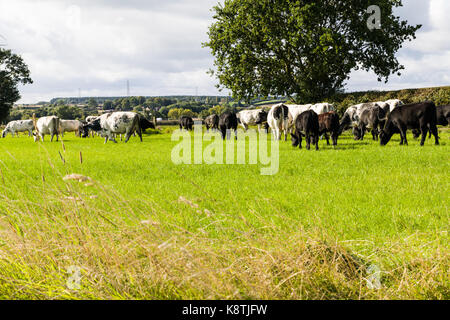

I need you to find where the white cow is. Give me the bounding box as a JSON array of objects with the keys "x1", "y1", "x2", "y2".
[
  {"x1": 310, "y1": 103, "x2": 335, "y2": 115},
  {"x1": 267, "y1": 104, "x2": 289, "y2": 141},
  {"x1": 82, "y1": 112, "x2": 142, "y2": 144},
  {"x1": 339, "y1": 102, "x2": 380, "y2": 133},
  {"x1": 34, "y1": 116, "x2": 60, "y2": 142},
  {"x1": 2, "y1": 120, "x2": 34, "y2": 138},
  {"x1": 385, "y1": 99, "x2": 403, "y2": 112},
  {"x1": 286, "y1": 104, "x2": 311, "y2": 131},
  {"x1": 60, "y1": 120, "x2": 83, "y2": 137},
  {"x1": 237, "y1": 109, "x2": 267, "y2": 131}
]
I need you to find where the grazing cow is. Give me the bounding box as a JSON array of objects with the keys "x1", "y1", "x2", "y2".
[
  {"x1": 318, "y1": 112, "x2": 340, "y2": 146},
  {"x1": 2, "y1": 120, "x2": 34, "y2": 138},
  {"x1": 139, "y1": 117, "x2": 156, "y2": 132},
  {"x1": 353, "y1": 106, "x2": 386, "y2": 141},
  {"x1": 436, "y1": 104, "x2": 450, "y2": 126},
  {"x1": 204, "y1": 114, "x2": 219, "y2": 132},
  {"x1": 254, "y1": 110, "x2": 269, "y2": 133},
  {"x1": 34, "y1": 116, "x2": 60, "y2": 142},
  {"x1": 379, "y1": 102, "x2": 439, "y2": 146},
  {"x1": 237, "y1": 109, "x2": 268, "y2": 131},
  {"x1": 310, "y1": 103, "x2": 335, "y2": 115},
  {"x1": 219, "y1": 112, "x2": 238, "y2": 140},
  {"x1": 81, "y1": 112, "x2": 142, "y2": 144},
  {"x1": 60, "y1": 120, "x2": 83, "y2": 137},
  {"x1": 84, "y1": 116, "x2": 100, "y2": 137},
  {"x1": 268, "y1": 104, "x2": 290, "y2": 140},
  {"x1": 339, "y1": 102, "x2": 380, "y2": 133},
  {"x1": 179, "y1": 116, "x2": 194, "y2": 131},
  {"x1": 413, "y1": 104, "x2": 450, "y2": 138},
  {"x1": 291, "y1": 110, "x2": 320, "y2": 150}
]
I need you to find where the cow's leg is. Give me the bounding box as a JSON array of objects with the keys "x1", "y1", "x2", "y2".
[
  {"x1": 136, "y1": 126, "x2": 143, "y2": 142},
  {"x1": 124, "y1": 132, "x2": 133, "y2": 143},
  {"x1": 419, "y1": 126, "x2": 428, "y2": 146},
  {"x1": 430, "y1": 124, "x2": 439, "y2": 145},
  {"x1": 315, "y1": 134, "x2": 319, "y2": 151},
  {"x1": 324, "y1": 132, "x2": 330, "y2": 145},
  {"x1": 298, "y1": 134, "x2": 302, "y2": 149},
  {"x1": 360, "y1": 125, "x2": 366, "y2": 141},
  {"x1": 399, "y1": 125, "x2": 407, "y2": 145},
  {"x1": 332, "y1": 133, "x2": 338, "y2": 146},
  {"x1": 104, "y1": 136, "x2": 109, "y2": 144},
  {"x1": 305, "y1": 133, "x2": 310, "y2": 150}
]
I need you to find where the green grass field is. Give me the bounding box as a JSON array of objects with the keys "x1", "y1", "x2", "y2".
[{"x1": 0, "y1": 127, "x2": 448, "y2": 299}]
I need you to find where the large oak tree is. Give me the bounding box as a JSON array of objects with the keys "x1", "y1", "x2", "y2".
[
  {"x1": 204, "y1": 0, "x2": 421, "y2": 103},
  {"x1": 0, "y1": 49, "x2": 33, "y2": 122}
]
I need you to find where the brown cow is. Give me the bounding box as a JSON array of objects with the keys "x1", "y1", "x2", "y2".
[{"x1": 318, "y1": 111, "x2": 340, "y2": 146}]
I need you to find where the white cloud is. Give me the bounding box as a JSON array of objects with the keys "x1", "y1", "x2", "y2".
[
  {"x1": 0, "y1": 0, "x2": 447, "y2": 103},
  {"x1": 346, "y1": 0, "x2": 450, "y2": 92}
]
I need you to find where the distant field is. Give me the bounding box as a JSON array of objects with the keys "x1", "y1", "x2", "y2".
[{"x1": 0, "y1": 128, "x2": 448, "y2": 299}]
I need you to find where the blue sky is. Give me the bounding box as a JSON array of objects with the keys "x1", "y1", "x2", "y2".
[{"x1": 0, "y1": 0, "x2": 448, "y2": 103}]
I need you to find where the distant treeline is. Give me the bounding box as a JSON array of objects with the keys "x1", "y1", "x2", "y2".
[
  {"x1": 329, "y1": 86, "x2": 450, "y2": 116},
  {"x1": 7, "y1": 86, "x2": 450, "y2": 122}
]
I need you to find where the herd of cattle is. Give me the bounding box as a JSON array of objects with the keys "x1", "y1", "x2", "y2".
[
  {"x1": 1, "y1": 100, "x2": 449, "y2": 149},
  {"x1": 185, "y1": 100, "x2": 448, "y2": 150}
]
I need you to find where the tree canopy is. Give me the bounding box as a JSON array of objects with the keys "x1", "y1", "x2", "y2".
[
  {"x1": 0, "y1": 49, "x2": 32, "y2": 122},
  {"x1": 204, "y1": 0, "x2": 421, "y2": 103}
]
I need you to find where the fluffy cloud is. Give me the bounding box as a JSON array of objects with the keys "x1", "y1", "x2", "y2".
[
  {"x1": 0, "y1": 0, "x2": 447, "y2": 103},
  {"x1": 346, "y1": 0, "x2": 450, "y2": 92}
]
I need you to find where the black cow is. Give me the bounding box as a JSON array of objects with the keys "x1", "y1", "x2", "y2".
[
  {"x1": 379, "y1": 101, "x2": 439, "y2": 146},
  {"x1": 219, "y1": 112, "x2": 238, "y2": 140},
  {"x1": 139, "y1": 117, "x2": 156, "y2": 132},
  {"x1": 436, "y1": 104, "x2": 450, "y2": 126},
  {"x1": 204, "y1": 114, "x2": 219, "y2": 132},
  {"x1": 413, "y1": 104, "x2": 450, "y2": 138},
  {"x1": 318, "y1": 111, "x2": 340, "y2": 146},
  {"x1": 291, "y1": 110, "x2": 319, "y2": 150},
  {"x1": 353, "y1": 106, "x2": 386, "y2": 141},
  {"x1": 179, "y1": 116, "x2": 194, "y2": 131}
]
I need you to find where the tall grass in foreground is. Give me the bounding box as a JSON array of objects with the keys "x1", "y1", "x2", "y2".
[
  {"x1": 0, "y1": 149, "x2": 447, "y2": 300},
  {"x1": 0, "y1": 129, "x2": 448, "y2": 299}
]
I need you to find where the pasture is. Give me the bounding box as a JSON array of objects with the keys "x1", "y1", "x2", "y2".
[{"x1": 0, "y1": 128, "x2": 448, "y2": 299}]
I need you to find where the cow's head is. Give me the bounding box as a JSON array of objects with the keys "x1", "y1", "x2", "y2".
[
  {"x1": 352, "y1": 127, "x2": 362, "y2": 140},
  {"x1": 81, "y1": 119, "x2": 101, "y2": 138},
  {"x1": 379, "y1": 124, "x2": 394, "y2": 146},
  {"x1": 255, "y1": 110, "x2": 268, "y2": 124},
  {"x1": 1, "y1": 129, "x2": 7, "y2": 138}
]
